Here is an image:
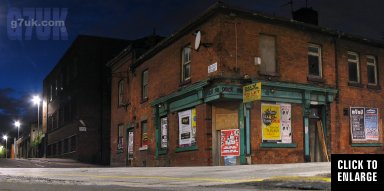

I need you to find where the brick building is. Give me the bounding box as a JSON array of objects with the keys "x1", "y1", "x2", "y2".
[
  {"x1": 42, "y1": 35, "x2": 130, "y2": 164},
  {"x1": 109, "y1": 3, "x2": 384, "y2": 167}
]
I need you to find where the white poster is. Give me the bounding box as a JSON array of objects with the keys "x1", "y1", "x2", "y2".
[
  {"x1": 128, "y1": 131, "x2": 134, "y2": 155},
  {"x1": 178, "y1": 109, "x2": 192, "y2": 146},
  {"x1": 280, "y1": 103, "x2": 292, "y2": 143},
  {"x1": 161, "y1": 117, "x2": 168, "y2": 148}
]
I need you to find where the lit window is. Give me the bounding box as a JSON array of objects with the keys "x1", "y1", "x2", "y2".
[
  {"x1": 367, "y1": 56, "x2": 377, "y2": 85},
  {"x1": 308, "y1": 44, "x2": 322, "y2": 77},
  {"x1": 348, "y1": 51, "x2": 360, "y2": 83},
  {"x1": 181, "y1": 46, "x2": 191, "y2": 81}
]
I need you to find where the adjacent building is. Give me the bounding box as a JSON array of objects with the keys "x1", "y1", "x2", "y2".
[
  {"x1": 109, "y1": 3, "x2": 383, "y2": 167},
  {"x1": 42, "y1": 35, "x2": 130, "y2": 164}
]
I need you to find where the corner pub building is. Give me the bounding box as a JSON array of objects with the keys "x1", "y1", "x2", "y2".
[{"x1": 109, "y1": 3, "x2": 384, "y2": 167}]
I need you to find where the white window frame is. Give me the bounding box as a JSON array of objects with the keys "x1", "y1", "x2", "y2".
[
  {"x1": 367, "y1": 55, "x2": 377, "y2": 85},
  {"x1": 308, "y1": 44, "x2": 322, "y2": 77},
  {"x1": 181, "y1": 45, "x2": 191, "y2": 82},
  {"x1": 347, "y1": 51, "x2": 360, "y2": 83}
]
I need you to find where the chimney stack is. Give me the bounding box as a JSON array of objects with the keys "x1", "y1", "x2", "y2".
[{"x1": 292, "y1": 7, "x2": 318, "y2": 25}]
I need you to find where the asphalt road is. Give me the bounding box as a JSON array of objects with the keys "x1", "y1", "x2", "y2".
[{"x1": 0, "y1": 159, "x2": 331, "y2": 191}]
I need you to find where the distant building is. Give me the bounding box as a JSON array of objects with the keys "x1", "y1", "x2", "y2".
[
  {"x1": 16, "y1": 122, "x2": 41, "y2": 158},
  {"x1": 108, "y1": 3, "x2": 383, "y2": 167},
  {"x1": 42, "y1": 35, "x2": 131, "y2": 164}
]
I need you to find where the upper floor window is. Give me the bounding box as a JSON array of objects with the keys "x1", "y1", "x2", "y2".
[
  {"x1": 259, "y1": 34, "x2": 277, "y2": 75},
  {"x1": 367, "y1": 56, "x2": 378, "y2": 85},
  {"x1": 118, "y1": 80, "x2": 125, "y2": 105},
  {"x1": 181, "y1": 45, "x2": 191, "y2": 82},
  {"x1": 142, "y1": 70, "x2": 148, "y2": 100},
  {"x1": 308, "y1": 44, "x2": 322, "y2": 77},
  {"x1": 348, "y1": 51, "x2": 360, "y2": 83}
]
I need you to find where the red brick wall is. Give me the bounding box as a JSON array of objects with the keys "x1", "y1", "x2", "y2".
[
  {"x1": 333, "y1": 39, "x2": 384, "y2": 154},
  {"x1": 110, "y1": 12, "x2": 384, "y2": 166}
]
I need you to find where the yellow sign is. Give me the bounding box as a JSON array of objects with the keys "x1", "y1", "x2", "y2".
[
  {"x1": 261, "y1": 104, "x2": 281, "y2": 141},
  {"x1": 243, "y1": 82, "x2": 261, "y2": 103}
]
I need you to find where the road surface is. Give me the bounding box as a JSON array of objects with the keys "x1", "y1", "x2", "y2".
[{"x1": 0, "y1": 159, "x2": 331, "y2": 190}]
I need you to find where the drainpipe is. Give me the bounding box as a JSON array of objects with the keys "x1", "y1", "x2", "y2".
[{"x1": 333, "y1": 33, "x2": 341, "y2": 152}]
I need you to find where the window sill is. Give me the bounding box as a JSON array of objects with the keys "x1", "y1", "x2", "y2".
[
  {"x1": 307, "y1": 76, "x2": 325, "y2": 83},
  {"x1": 259, "y1": 72, "x2": 280, "y2": 77},
  {"x1": 367, "y1": 84, "x2": 381, "y2": 90},
  {"x1": 351, "y1": 143, "x2": 383, "y2": 147},
  {"x1": 179, "y1": 79, "x2": 191, "y2": 87},
  {"x1": 158, "y1": 149, "x2": 167, "y2": 155},
  {"x1": 140, "y1": 98, "x2": 148, "y2": 104},
  {"x1": 348, "y1": 82, "x2": 364, "y2": 88},
  {"x1": 139, "y1": 145, "x2": 148, "y2": 151},
  {"x1": 260, "y1": 143, "x2": 297, "y2": 148},
  {"x1": 175, "y1": 145, "x2": 198, "y2": 152}
]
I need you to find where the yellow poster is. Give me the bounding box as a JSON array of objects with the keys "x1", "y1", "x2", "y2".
[
  {"x1": 243, "y1": 82, "x2": 261, "y2": 103},
  {"x1": 261, "y1": 103, "x2": 281, "y2": 141}
]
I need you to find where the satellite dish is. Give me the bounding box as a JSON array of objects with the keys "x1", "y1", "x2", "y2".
[{"x1": 194, "y1": 30, "x2": 201, "y2": 50}]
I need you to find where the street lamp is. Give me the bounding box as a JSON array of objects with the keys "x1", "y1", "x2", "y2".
[
  {"x1": 32, "y1": 95, "x2": 41, "y2": 134},
  {"x1": 2, "y1": 135, "x2": 8, "y2": 158},
  {"x1": 32, "y1": 95, "x2": 41, "y2": 157},
  {"x1": 14, "y1": 120, "x2": 21, "y2": 139}
]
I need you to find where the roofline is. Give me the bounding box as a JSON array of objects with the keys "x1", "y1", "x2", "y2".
[{"x1": 131, "y1": 2, "x2": 384, "y2": 71}]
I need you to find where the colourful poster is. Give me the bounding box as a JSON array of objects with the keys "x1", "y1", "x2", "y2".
[
  {"x1": 280, "y1": 103, "x2": 292, "y2": 143},
  {"x1": 364, "y1": 108, "x2": 379, "y2": 140},
  {"x1": 191, "y1": 108, "x2": 197, "y2": 145},
  {"x1": 221, "y1": 129, "x2": 240, "y2": 156},
  {"x1": 350, "y1": 107, "x2": 365, "y2": 141},
  {"x1": 261, "y1": 104, "x2": 281, "y2": 141}
]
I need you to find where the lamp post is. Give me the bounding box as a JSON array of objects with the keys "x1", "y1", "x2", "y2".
[
  {"x1": 14, "y1": 120, "x2": 21, "y2": 139},
  {"x1": 2, "y1": 135, "x2": 8, "y2": 158},
  {"x1": 32, "y1": 95, "x2": 41, "y2": 157}
]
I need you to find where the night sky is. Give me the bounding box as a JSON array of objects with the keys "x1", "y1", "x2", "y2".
[{"x1": 1, "y1": 0, "x2": 384, "y2": 138}]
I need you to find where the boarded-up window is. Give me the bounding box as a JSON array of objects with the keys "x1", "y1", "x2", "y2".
[{"x1": 259, "y1": 35, "x2": 276, "y2": 74}]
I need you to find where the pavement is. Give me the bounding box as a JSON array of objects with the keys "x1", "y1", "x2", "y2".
[{"x1": 0, "y1": 159, "x2": 331, "y2": 190}]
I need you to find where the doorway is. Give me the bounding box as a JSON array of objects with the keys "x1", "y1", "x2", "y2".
[{"x1": 308, "y1": 106, "x2": 329, "y2": 162}]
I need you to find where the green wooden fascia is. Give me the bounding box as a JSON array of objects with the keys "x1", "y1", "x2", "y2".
[
  {"x1": 150, "y1": 80, "x2": 209, "y2": 107},
  {"x1": 253, "y1": 80, "x2": 338, "y2": 95}
]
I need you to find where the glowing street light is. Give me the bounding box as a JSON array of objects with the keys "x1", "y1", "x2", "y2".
[
  {"x1": 32, "y1": 95, "x2": 42, "y2": 157},
  {"x1": 2, "y1": 135, "x2": 8, "y2": 158},
  {"x1": 14, "y1": 120, "x2": 21, "y2": 139},
  {"x1": 32, "y1": 95, "x2": 41, "y2": 134}
]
